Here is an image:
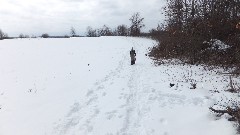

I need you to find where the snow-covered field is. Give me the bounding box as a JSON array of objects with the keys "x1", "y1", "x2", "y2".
[{"x1": 0, "y1": 37, "x2": 238, "y2": 135}]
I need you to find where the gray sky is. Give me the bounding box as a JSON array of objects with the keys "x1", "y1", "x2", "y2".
[{"x1": 0, "y1": 0, "x2": 166, "y2": 37}]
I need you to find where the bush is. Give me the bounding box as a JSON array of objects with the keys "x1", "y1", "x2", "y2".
[
  {"x1": 19, "y1": 33, "x2": 24, "y2": 38},
  {"x1": 42, "y1": 33, "x2": 49, "y2": 38}
]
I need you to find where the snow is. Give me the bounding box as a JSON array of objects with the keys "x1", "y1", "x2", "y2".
[
  {"x1": 0, "y1": 37, "x2": 238, "y2": 135},
  {"x1": 204, "y1": 39, "x2": 231, "y2": 50}
]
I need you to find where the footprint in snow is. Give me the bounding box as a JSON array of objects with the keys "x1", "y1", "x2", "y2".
[
  {"x1": 110, "y1": 82, "x2": 114, "y2": 85},
  {"x1": 159, "y1": 118, "x2": 168, "y2": 125},
  {"x1": 86, "y1": 96, "x2": 98, "y2": 105},
  {"x1": 164, "y1": 132, "x2": 169, "y2": 135},
  {"x1": 151, "y1": 89, "x2": 156, "y2": 92},
  {"x1": 105, "y1": 110, "x2": 117, "y2": 120},
  {"x1": 97, "y1": 85, "x2": 104, "y2": 90},
  {"x1": 86, "y1": 90, "x2": 94, "y2": 97},
  {"x1": 102, "y1": 92, "x2": 107, "y2": 96}
]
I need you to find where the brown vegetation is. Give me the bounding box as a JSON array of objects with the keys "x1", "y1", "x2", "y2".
[{"x1": 149, "y1": 0, "x2": 240, "y2": 68}]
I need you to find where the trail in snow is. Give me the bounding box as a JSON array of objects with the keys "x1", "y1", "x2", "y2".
[
  {"x1": 53, "y1": 37, "x2": 235, "y2": 135},
  {"x1": 53, "y1": 37, "x2": 236, "y2": 135},
  {"x1": 53, "y1": 38, "x2": 156, "y2": 135},
  {"x1": 54, "y1": 51, "x2": 129, "y2": 134}
]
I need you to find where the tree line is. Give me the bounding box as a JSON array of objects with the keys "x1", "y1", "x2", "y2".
[
  {"x1": 0, "y1": 12, "x2": 145, "y2": 39},
  {"x1": 86, "y1": 12, "x2": 145, "y2": 37}
]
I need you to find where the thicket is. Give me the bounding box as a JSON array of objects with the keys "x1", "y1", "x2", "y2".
[{"x1": 149, "y1": 0, "x2": 240, "y2": 68}]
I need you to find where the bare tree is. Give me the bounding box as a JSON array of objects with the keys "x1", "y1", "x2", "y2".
[
  {"x1": 4, "y1": 33, "x2": 8, "y2": 39},
  {"x1": 98, "y1": 25, "x2": 113, "y2": 36},
  {"x1": 70, "y1": 27, "x2": 76, "y2": 37},
  {"x1": 86, "y1": 26, "x2": 97, "y2": 37},
  {"x1": 129, "y1": 12, "x2": 145, "y2": 36},
  {"x1": 116, "y1": 25, "x2": 129, "y2": 36},
  {"x1": 19, "y1": 33, "x2": 24, "y2": 38},
  {"x1": 0, "y1": 29, "x2": 4, "y2": 40},
  {"x1": 0, "y1": 29, "x2": 8, "y2": 40}
]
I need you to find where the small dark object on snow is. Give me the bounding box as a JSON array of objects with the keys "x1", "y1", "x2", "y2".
[
  {"x1": 210, "y1": 90, "x2": 220, "y2": 93},
  {"x1": 226, "y1": 89, "x2": 237, "y2": 93},
  {"x1": 88, "y1": 64, "x2": 90, "y2": 66},
  {"x1": 130, "y1": 47, "x2": 136, "y2": 65},
  {"x1": 190, "y1": 84, "x2": 197, "y2": 89},
  {"x1": 170, "y1": 83, "x2": 175, "y2": 87},
  {"x1": 145, "y1": 54, "x2": 147, "y2": 56}
]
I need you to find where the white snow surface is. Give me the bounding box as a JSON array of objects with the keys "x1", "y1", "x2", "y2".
[
  {"x1": 0, "y1": 37, "x2": 238, "y2": 135},
  {"x1": 209, "y1": 39, "x2": 230, "y2": 50}
]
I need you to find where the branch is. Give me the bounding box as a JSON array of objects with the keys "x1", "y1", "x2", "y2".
[{"x1": 209, "y1": 107, "x2": 228, "y2": 114}]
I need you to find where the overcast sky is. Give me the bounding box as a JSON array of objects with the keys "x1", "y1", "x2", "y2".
[{"x1": 0, "y1": 0, "x2": 166, "y2": 37}]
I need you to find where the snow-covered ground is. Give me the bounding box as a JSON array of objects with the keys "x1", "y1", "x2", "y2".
[{"x1": 0, "y1": 37, "x2": 238, "y2": 135}]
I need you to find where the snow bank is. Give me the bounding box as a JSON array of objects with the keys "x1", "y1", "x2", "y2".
[{"x1": 204, "y1": 39, "x2": 231, "y2": 50}]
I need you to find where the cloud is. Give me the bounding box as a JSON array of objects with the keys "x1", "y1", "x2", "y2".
[
  {"x1": 0, "y1": 0, "x2": 166, "y2": 36},
  {"x1": 61, "y1": 0, "x2": 85, "y2": 2}
]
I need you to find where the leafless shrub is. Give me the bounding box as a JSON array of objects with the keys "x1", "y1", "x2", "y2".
[
  {"x1": 226, "y1": 75, "x2": 240, "y2": 93},
  {"x1": 42, "y1": 33, "x2": 49, "y2": 38},
  {"x1": 190, "y1": 81, "x2": 197, "y2": 89}
]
